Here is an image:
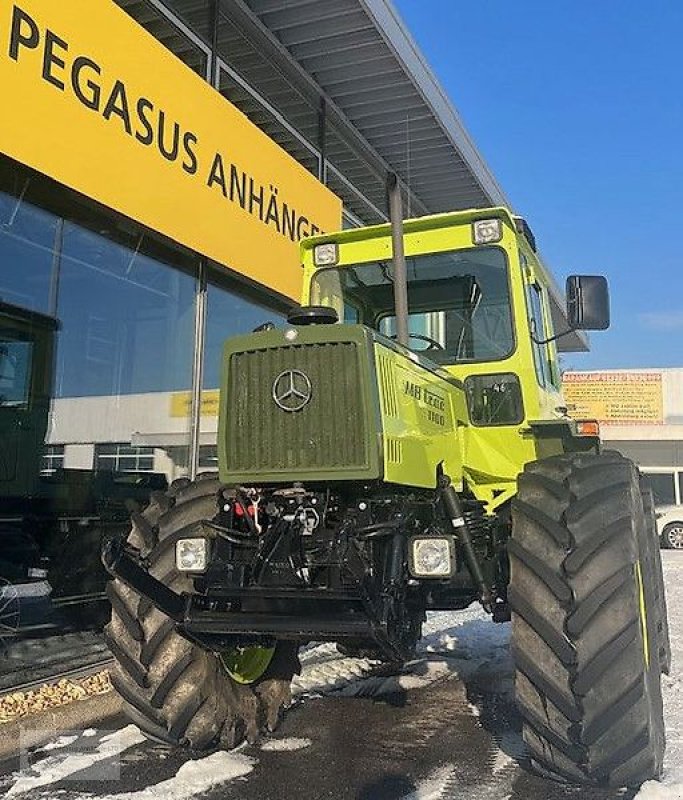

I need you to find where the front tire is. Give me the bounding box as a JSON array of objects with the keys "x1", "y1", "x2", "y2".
[
  {"x1": 104, "y1": 475, "x2": 300, "y2": 750},
  {"x1": 510, "y1": 452, "x2": 665, "y2": 787}
]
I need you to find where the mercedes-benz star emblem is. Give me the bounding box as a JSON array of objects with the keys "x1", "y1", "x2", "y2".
[{"x1": 272, "y1": 369, "x2": 313, "y2": 412}]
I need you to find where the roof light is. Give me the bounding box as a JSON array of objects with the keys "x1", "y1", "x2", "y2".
[
  {"x1": 313, "y1": 243, "x2": 339, "y2": 266},
  {"x1": 472, "y1": 218, "x2": 503, "y2": 245}
]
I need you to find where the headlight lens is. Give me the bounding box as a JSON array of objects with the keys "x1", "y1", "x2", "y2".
[
  {"x1": 176, "y1": 538, "x2": 208, "y2": 572},
  {"x1": 409, "y1": 537, "x2": 454, "y2": 578},
  {"x1": 313, "y1": 242, "x2": 339, "y2": 266},
  {"x1": 472, "y1": 218, "x2": 503, "y2": 245}
]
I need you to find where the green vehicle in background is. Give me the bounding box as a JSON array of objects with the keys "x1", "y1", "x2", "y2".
[
  {"x1": 0, "y1": 300, "x2": 57, "y2": 628},
  {"x1": 103, "y1": 203, "x2": 669, "y2": 788},
  {"x1": 0, "y1": 300, "x2": 166, "y2": 638}
]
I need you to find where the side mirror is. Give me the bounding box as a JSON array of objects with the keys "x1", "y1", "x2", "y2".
[{"x1": 566, "y1": 275, "x2": 610, "y2": 331}]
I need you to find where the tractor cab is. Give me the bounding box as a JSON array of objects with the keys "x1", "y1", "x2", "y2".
[{"x1": 303, "y1": 207, "x2": 609, "y2": 434}]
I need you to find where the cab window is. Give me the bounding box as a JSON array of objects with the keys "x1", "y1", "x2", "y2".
[
  {"x1": 525, "y1": 280, "x2": 558, "y2": 389},
  {"x1": 310, "y1": 247, "x2": 514, "y2": 365}
]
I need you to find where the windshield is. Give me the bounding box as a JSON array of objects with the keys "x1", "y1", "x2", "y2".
[{"x1": 310, "y1": 246, "x2": 514, "y2": 364}]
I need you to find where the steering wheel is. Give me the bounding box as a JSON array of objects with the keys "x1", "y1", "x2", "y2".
[{"x1": 390, "y1": 332, "x2": 445, "y2": 351}]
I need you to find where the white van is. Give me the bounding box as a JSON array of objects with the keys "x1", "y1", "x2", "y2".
[{"x1": 642, "y1": 468, "x2": 683, "y2": 549}]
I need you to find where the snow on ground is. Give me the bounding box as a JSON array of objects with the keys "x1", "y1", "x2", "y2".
[
  {"x1": 5, "y1": 550, "x2": 683, "y2": 798},
  {"x1": 403, "y1": 764, "x2": 459, "y2": 800},
  {"x1": 635, "y1": 551, "x2": 683, "y2": 800},
  {"x1": 6, "y1": 726, "x2": 146, "y2": 797},
  {"x1": 259, "y1": 737, "x2": 312, "y2": 752},
  {"x1": 94, "y1": 751, "x2": 256, "y2": 800}
]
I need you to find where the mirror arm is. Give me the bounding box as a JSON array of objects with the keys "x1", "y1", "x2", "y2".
[{"x1": 531, "y1": 327, "x2": 576, "y2": 346}]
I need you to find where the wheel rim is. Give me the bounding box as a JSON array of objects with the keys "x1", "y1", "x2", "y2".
[
  {"x1": 219, "y1": 645, "x2": 275, "y2": 684},
  {"x1": 0, "y1": 580, "x2": 20, "y2": 650},
  {"x1": 666, "y1": 525, "x2": 683, "y2": 549}
]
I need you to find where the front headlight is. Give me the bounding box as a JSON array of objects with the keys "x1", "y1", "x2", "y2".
[
  {"x1": 409, "y1": 536, "x2": 454, "y2": 578},
  {"x1": 176, "y1": 538, "x2": 208, "y2": 572}
]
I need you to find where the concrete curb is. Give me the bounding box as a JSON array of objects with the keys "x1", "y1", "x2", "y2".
[{"x1": 0, "y1": 690, "x2": 123, "y2": 762}]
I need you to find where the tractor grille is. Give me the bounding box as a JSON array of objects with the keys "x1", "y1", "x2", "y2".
[{"x1": 224, "y1": 341, "x2": 369, "y2": 477}]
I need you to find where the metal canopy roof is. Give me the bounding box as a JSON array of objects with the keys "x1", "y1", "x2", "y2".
[
  {"x1": 120, "y1": 0, "x2": 507, "y2": 218},
  {"x1": 226, "y1": 0, "x2": 510, "y2": 214},
  {"x1": 119, "y1": 0, "x2": 587, "y2": 350}
]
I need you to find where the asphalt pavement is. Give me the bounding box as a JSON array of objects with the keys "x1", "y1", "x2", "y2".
[{"x1": 6, "y1": 551, "x2": 681, "y2": 800}]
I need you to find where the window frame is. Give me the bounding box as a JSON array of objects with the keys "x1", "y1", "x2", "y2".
[
  {"x1": 95, "y1": 443, "x2": 156, "y2": 473},
  {"x1": 642, "y1": 469, "x2": 678, "y2": 508},
  {"x1": 521, "y1": 251, "x2": 559, "y2": 391},
  {"x1": 311, "y1": 245, "x2": 517, "y2": 366},
  {"x1": 41, "y1": 444, "x2": 65, "y2": 475}
]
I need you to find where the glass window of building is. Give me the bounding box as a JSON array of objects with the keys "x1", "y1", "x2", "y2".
[
  {"x1": 199, "y1": 445, "x2": 218, "y2": 470},
  {"x1": 95, "y1": 443, "x2": 155, "y2": 472},
  {"x1": 41, "y1": 444, "x2": 65, "y2": 475},
  {"x1": 0, "y1": 157, "x2": 197, "y2": 653},
  {"x1": 200, "y1": 267, "x2": 286, "y2": 461},
  {"x1": 644, "y1": 472, "x2": 676, "y2": 508}
]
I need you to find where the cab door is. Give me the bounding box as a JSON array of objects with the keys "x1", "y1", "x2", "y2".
[{"x1": 519, "y1": 252, "x2": 564, "y2": 421}]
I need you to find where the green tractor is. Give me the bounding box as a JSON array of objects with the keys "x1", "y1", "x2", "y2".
[
  {"x1": 0, "y1": 300, "x2": 57, "y2": 507},
  {"x1": 103, "y1": 202, "x2": 669, "y2": 787}
]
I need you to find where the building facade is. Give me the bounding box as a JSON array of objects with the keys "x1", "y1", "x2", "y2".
[
  {"x1": 563, "y1": 368, "x2": 683, "y2": 507},
  {"x1": 0, "y1": 0, "x2": 523, "y2": 661}
]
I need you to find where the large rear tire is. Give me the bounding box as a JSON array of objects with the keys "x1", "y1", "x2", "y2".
[
  {"x1": 510, "y1": 452, "x2": 665, "y2": 787},
  {"x1": 104, "y1": 475, "x2": 300, "y2": 750}
]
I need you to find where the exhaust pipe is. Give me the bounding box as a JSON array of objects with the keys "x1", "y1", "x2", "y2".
[{"x1": 387, "y1": 173, "x2": 409, "y2": 348}]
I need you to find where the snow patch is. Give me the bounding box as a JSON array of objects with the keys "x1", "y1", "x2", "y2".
[
  {"x1": 7, "y1": 726, "x2": 145, "y2": 797},
  {"x1": 41, "y1": 734, "x2": 79, "y2": 752},
  {"x1": 95, "y1": 751, "x2": 256, "y2": 800},
  {"x1": 260, "y1": 737, "x2": 311, "y2": 752},
  {"x1": 492, "y1": 749, "x2": 513, "y2": 775},
  {"x1": 402, "y1": 764, "x2": 457, "y2": 799},
  {"x1": 635, "y1": 552, "x2": 683, "y2": 799},
  {"x1": 635, "y1": 781, "x2": 683, "y2": 799}
]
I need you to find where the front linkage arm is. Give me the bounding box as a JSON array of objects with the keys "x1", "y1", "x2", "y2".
[{"x1": 438, "y1": 472, "x2": 493, "y2": 613}]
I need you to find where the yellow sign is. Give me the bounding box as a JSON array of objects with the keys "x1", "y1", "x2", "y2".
[
  {"x1": 170, "y1": 390, "x2": 219, "y2": 418},
  {"x1": 0, "y1": 1, "x2": 341, "y2": 299},
  {"x1": 562, "y1": 372, "x2": 663, "y2": 425}
]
